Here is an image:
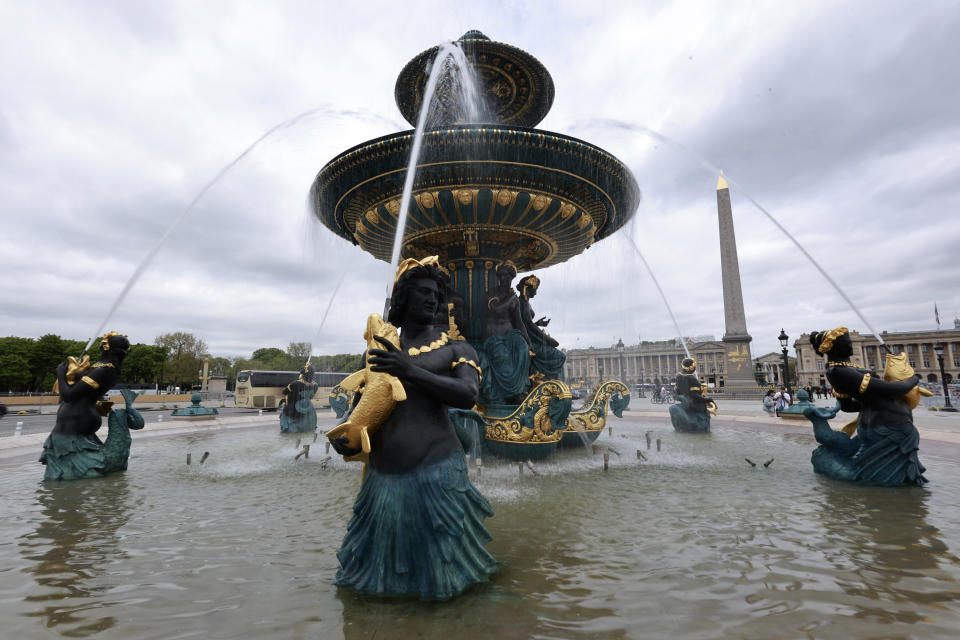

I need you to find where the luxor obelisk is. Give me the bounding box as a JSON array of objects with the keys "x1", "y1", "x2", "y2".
[{"x1": 716, "y1": 175, "x2": 756, "y2": 387}]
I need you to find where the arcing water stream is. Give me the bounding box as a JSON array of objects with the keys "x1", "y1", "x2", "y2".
[
  {"x1": 80, "y1": 106, "x2": 397, "y2": 356},
  {"x1": 621, "y1": 222, "x2": 693, "y2": 359},
  {"x1": 387, "y1": 40, "x2": 484, "y2": 293},
  {"x1": 570, "y1": 117, "x2": 887, "y2": 346}
]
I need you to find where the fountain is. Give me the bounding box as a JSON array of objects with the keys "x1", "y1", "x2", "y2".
[
  {"x1": 170, "y1": 393, "x2": 219, "y2": 421},
  {"x1": 6, "y1": 28, "x2": 960, "y2": 638},
  {"x1": 310, "y1": 31, "x2": 638, "y2": 458}
]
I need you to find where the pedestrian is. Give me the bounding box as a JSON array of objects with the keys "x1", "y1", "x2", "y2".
[
  {"x1": 763, "y1": 390, "x2": 776, "y2": 414},
  {"x1": 774, "y1": 387, "x2": 789, "y2": 413}
]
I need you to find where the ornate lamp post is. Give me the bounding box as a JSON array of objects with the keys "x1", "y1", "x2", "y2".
[
  {"x1": 778, "y1": 329, "x2": 792, "y2": 394},
  {"x1": 616, "y1": 338, "x2": 626, "y2": 385},
  {"x1": 934, "y1": 343, "x2": 956, "y2": 411}
]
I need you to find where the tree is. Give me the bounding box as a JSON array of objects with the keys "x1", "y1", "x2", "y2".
[
  {"x1": 155, "y1": 332, "x2": 209, "y2": 389},
  {"x1": 0, "y1": 336, "x2": 36, "y2": 392},
  {"x1": 31, "y1": 334, "x2": 67, "y2": 391},
  {"x1": 286, "y1": 342, "x2": 312, "y2": 364},
  {"x1": 311, "y1": 353, "x2": 363, "y2": 372},
  {"x1": 248, "y1": 347, "x2": 291, "y2": 370},
  {"x1": 251, "y1": 347, "x2": 287, "y2": 362},
  {"x1": 121, "y1": 344, "x2": 168, "y2": 385},
  {"x1": 0, "y1": 353, "x2": 31, "y2": 391}
]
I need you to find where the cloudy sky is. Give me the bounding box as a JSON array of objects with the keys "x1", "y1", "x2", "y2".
[{"x1": 2, "y1": 0, "x2": 958, "y2": 362}]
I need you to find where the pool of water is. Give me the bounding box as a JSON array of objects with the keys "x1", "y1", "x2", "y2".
[{"x1": 2, "y1": 420, "x2": 959, "y2": 639}]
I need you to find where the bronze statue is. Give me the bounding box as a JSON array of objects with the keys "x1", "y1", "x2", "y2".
[
  {"x1": 279, "y1": 363, "x2": 318, "y2": 433},
  {"x1": 483, "y1": 261, "x2": 529, "y2": 342},
  {"x1": 804, "y1": 327, "x2": 928, "y2": 485},
  {"x1": 329, "y1": 256, "x2": 497, "y2": 599},
  {"x1": 669, "y1": 357, "x2": 716, "y2": 433},
  {"x1": 477, "y1": 261, "x2": 532, "y2": 404},
  {"x1": 517, "y1": 275, "x2": 565, "y2": 381},
  {"x1": 40, "y1": 332, "x2": 145, "y2": 480}
]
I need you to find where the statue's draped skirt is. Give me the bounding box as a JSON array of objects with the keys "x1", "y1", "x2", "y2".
[
  {"x1": 669, "y1": 395, "x2": 711, "y2": 433},
  {"x1": 811, "y1": 418, "x2": 927, "y2": 486},
  {"x1": 477, "y1": 329, "x2": 530, "y2": 404},
  {"x1": 853, "y1": 422, "x2": 927, "y2": 486},
  {"x1": 280, "y1": 387, "x2": 318, "y2": 433},
  {"x1": 335, "y1": 449, "x2": 498, "y2": 600},
  {"x1": 40, "y1": 433, "x2": 108, "y2": 481},
  {"x1": 530, "y1": 334, "x2": 566, "y2": 381}
]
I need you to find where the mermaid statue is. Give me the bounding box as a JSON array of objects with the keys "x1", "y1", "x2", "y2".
[
  {"x1": 669, "y1": 357, "x2": 717, "y2": 433},
  {"x1": 40, "y1": 332, "x2": 145, "y2": 481},
  {"x1": 477, "y1": 260, "x2": 532, "y2": 404},
  {"x1": 328, "y1": 256, "x2": 497, "y2": 599},
  {"x1": 516, "y1": 275, "x2": 565, "y2": 383},
  {"x1": 279, "y1": 362, "x2": 318, "y2": 433},
  {"x1": 804, "y1": 327, "x2": 929, "y2": 486}
]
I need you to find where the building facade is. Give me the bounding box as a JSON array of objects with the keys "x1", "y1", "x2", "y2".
[
  {"x1": 793, "y1": 321, "x2": 960, "y2": 387},
  {"x1": 564, "y1": 337, "x2": 740, "y2": 391},
  {"x1": 754, "y1": 352, "x2": 796, "y2": 386}
]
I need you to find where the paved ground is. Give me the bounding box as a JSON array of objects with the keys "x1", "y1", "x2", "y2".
[{"x1": 3, "y1": 395, "x2": 959, "y2": 464}]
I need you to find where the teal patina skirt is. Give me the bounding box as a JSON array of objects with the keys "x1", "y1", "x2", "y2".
[
  {"x1": 335, "y1": 450, "x2": 498, "y2": 600},
  {"x1": 39, "y1": 433, "x2": 107, "y2": 481}
]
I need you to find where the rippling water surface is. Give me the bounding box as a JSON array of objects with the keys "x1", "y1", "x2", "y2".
[{"x1": 2, "y1": 421, "x2": 960, "y2": 639}]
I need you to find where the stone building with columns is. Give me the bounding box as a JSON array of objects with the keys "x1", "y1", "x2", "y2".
[
  {"x1": 754, "y1": 352, "x2": 796, "y2": 386},
  {"x1": 564, "y1": 336, "x2": 745, "y2": 391},
  {"x1": 793, "y1": 320, "x2": 960, "y2": 388}
]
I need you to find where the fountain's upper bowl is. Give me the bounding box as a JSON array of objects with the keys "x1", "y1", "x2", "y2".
[
  {"x1": 395, "y1": 31, "x2": 555, "y2": 128},
  {"x1": 310, "y1": 125, "x2": 640, "y2": 271}
]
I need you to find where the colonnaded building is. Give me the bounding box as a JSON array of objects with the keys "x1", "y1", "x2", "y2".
[
  {"x1": 563, "y1": 336, "x2": 748, "y2": 391},
  {"x1": 793, "y1": 318, "x2": 960, "y2": 388},
  {"x1": 564, "y1": 318, "x2": 960, "y2": 392}
]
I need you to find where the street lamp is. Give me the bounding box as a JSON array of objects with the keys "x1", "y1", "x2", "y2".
[
  {"x1": 778, "y1": 329, "x2": 792, "y2": 394},
  {"x1": 934, "y1": 343, "x2": 956, "y2": 411},
  {"x1": 616, "y1": 338, "x2": 625, "y2": 384}
]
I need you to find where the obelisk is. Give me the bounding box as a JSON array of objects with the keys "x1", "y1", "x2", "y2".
[{"x1": 716, "y1": 175, "x2": 755, "y2": 386}]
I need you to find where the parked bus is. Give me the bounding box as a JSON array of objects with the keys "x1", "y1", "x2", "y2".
[{"x1": 234, "y1": 370, "x2": 350, "y2": 410}]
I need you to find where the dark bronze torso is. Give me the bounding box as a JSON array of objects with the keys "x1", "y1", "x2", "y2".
[{"x1": 369, "y1": 342, "x2": 470, "y2": 474}]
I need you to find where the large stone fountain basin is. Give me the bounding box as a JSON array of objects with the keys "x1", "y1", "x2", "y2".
[{"x1": 310, "y1": 125, "x2": 640, "y2": 271}]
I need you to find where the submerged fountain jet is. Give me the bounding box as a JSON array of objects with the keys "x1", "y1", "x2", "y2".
[{"x1": 310, "y1": 31, "x2": 638, "y2": 458}]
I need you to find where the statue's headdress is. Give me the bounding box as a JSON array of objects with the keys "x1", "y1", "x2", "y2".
[
  {"x1": 300, "y1": 361, "x2": 315, "y2": 382},
  {"x1": 100, "y1": 331, "x2": 129, "y2": 352},
  {"x1": 516, "y1": 275, "x2": 540, "y2": 295},
  {"x1": 680, "y1": 357, "x2": 697, "y2": 373},
  {"x1": 812, "y1": 327, "x2": 849, "y2": 354},
  {"x1": 393, "y1": 255, "x2": 446, "y2": 283}
]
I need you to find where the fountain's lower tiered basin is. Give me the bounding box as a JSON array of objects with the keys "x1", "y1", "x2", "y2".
[{"x1": 3, "y1": 420, "x2": 960, "y2": 638}]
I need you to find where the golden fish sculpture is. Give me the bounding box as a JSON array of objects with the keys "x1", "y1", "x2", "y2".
[
  {"x1": 883, "y1": 351, "x2": 933, "y2": 410},
  {"x1": 325, "y1": 313, "x2": 407, "y2": 460}
]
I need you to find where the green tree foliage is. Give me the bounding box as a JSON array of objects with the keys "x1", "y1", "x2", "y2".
[
  {"x1": 0, "y1": 353, "x2": 32, "y2": 390},
  {"x1": 121, "y1": 344, "x2": 168, "y2": 385},
  {"x1": 155, "y1": 332, "x2": 209, "y2": 389},
  {"x1": 286, "y1": 342, "x2": 312, "y2": 364},
  {"x1": 310, "y1": 353, "x2": 363, "y2": 372}
]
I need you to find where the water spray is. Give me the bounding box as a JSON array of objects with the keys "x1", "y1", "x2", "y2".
[
  {"x1": 387, "y1": 40, "x2": 479, "y2": 300},
  {"x1": 574, "y1": 117, "x2": 886, "y2": 345}
]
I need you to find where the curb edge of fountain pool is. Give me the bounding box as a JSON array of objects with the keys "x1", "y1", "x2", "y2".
[
  {"x1": 0, "y1": 415, "x2": 284, "y2": 463},
  {"x1": 620, "y1": 408, "x2": 960, "y2": 446}
]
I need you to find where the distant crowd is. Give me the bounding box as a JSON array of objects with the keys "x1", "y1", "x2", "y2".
[{"x1": 763, "y1": 384, "x2": 833, "y2": 416}]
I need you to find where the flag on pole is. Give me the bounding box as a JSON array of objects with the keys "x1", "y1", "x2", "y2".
[{"x1": 935, "y1": 303, "x2": 941, "y2": 327}]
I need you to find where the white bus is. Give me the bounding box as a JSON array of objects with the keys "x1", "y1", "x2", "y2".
[{"x1": 234, "y1": 370, "x2": 349, "y2": 410}]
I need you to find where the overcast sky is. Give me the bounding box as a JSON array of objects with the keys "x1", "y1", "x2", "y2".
[{"x1": 2, "y1": 0, "x2": 958, "y2": 363}]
